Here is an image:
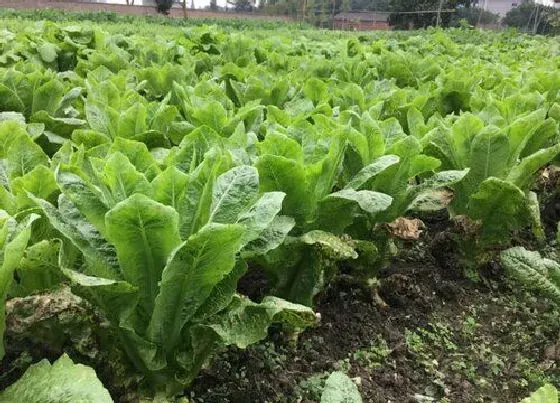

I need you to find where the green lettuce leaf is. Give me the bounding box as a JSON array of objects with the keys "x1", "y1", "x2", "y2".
[
  {"x1": 206, "y1": 294, "x2": 315, "y2": 348},
  {"x1": 0, "y1": 354, "x2": 112, "y2": 403},
  {"x1": 148, "y1": 223, "x2": 244, "y2": 350},
  {"x1": 0, "y1": 213, "x2": 39, "y2": 359},
  {"x1": 209, "y1": 165, "x2": 259, "y2": 224},
  {"x1": 105, "y1": 194, "x2": 181, "y2": 322},
  {"x1": 321, "y1": 371, "x2": 362, "y2": 403},
  {"x1": 30, "y1": 194, "x2": 120, "y2": 280},
  {"x1": 501, "y1": 247, "x2": 560, "y2": 303},
  {"x1": 520, "y1": 384, "x2": 558, "y2": 403},
  {"x1": 468, "y1": 178, "x2": 530, "y2": 244}
]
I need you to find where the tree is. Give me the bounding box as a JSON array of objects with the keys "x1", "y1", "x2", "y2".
[
  {"x1": 227, "y1": 0, "x2": 254, "y2": 11},
  {"x1": 503, "y1": 1, "x2": 560, "y2": 34},
  {"x1": 155, "y1": 0, "x2": 174, "y2": 14},
  {"x1": 261, "y1": 0, "x2": 300, "y2": 17},
  {"x1": 305, "y1": 0, "x2": 318, "y2": 24},
  {"x1": 549, "y1": 11, "x2": 560, "y2": 29}
]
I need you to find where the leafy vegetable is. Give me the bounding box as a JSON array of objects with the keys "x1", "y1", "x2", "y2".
[
  {"x1": 321, "y1": 371, "x2": 362, "y2": 403},
  {"x1": 425, "y1": 111, "x2": 560, "y2": 245},
  {"x1": 0, "y1": 353, "x2": 112, "y2": 403},
  {"x1": 520, "y1": 383, "x2": 558, "y2": 403},
  {"x1": 500, "y1": 247, "x2": 560, "y2": 304},
  {"x1": 31, "y1": 159, "x2": 314, "y2": 394}
]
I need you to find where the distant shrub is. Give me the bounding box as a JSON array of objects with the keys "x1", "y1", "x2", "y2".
[{"x1": 155, "y1": 0, "x2": 174, "y2": 14}]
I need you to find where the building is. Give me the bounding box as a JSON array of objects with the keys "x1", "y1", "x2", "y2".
[
  {"x1": 333, "y1": 12, "x2": 390, "y2": 31},
  {"x1": 477, "y1": 0, "x2": 560, "y2": 16},
  {"x1": 476, "y1": 0, "x2": 519, "y2": 16},
  {"x1": 539, "y1": 0, "x2": 560, "y2": 7}
]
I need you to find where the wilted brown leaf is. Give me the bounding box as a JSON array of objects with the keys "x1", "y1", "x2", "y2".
[{"x1": 387, "y1": 218, "x2": 425, "y2": 240}]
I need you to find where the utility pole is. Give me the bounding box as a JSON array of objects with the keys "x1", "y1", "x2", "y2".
[
  {"x1": 533, "y1": 4, "x2": 541, "y2": 34},
  {"x1": 436, "y1": 0, "x2": 444, "y2": 26},
  {"x1": 331, "y1": 0, "x2": 335, "y2": 29}
]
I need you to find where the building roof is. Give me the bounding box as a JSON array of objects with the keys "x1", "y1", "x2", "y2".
[{"x1": 333, "y1": 12, "x2": 389, "y2": 22}]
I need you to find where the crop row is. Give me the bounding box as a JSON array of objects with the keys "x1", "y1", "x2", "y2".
[{"x1": 0, "y1": 20, "x2": 559, "y2": 399}]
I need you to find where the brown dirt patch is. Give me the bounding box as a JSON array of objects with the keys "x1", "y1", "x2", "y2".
[{"x1": 188, "y1": 255, "x2": 559, "y2": 403}]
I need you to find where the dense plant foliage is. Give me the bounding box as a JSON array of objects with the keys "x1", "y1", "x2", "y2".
[
  {"x1": 0, "y1": 16, "x2": 559, "y2": 400},
  {"x1": 0, "y1": 8, "x2": 308, "y2": 31}
]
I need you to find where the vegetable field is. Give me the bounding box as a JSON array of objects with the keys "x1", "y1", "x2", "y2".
[{"x1": 0, "y1": 15, "x2": 560, "y2": 403}]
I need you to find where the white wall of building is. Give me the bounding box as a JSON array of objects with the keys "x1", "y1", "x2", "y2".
[
  {"x1": 537, "y1": 0, "x2": 559, "y2": 6},
  {"x1": 479, "y1": 0, "x2": 560, "y2": 15},
  {"x1": 478, "y1": 0, "x2": 519, "y2": 16}
]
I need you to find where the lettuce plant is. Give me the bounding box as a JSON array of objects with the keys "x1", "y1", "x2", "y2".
[
  {"x1": 0, "y1": 119, "x2": 72, "y2": 299},
  {"x1": 250, "y1": 115, "x2": 469, "y2": 304},
  {"x1": 172, "y1": 81, "x2": 264, "y2": 140},
  {"x1": 30, "y1": 144, "x2": 314, "y2": 396},
  {"x1": 0, "y1": 67, "x2": 85, "y2": 136},
  {"x1": 340, "y1": 114, "x2": 469, "y2": 269},
  {"x1": 348, "y1": 135, "x2": 468, "y2": 270},
  {"x1": 425, "y1": 110, "x2": 560, "y2": 244},
  {"x1": 0, "y1": 120, "x2": 59, "y2": 216},
  {"x1": 251, "y1": 123, "x2": 397, "y2": 305},
  {"x1": 84, "y1": 67, "x2": 179, "y2": 148}
]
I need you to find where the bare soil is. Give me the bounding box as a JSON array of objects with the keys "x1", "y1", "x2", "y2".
[{"x1": 189, "y1": 249, "x2": 560, "y2": 403}]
